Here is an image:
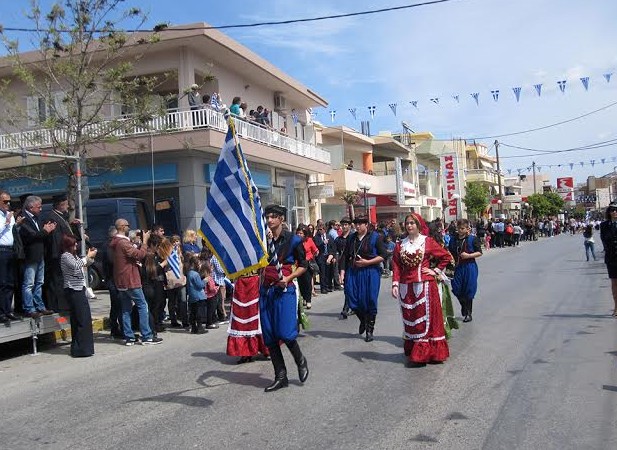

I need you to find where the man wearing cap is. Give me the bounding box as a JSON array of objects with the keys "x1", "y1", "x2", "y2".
[
  {"x1": 340, "y1": 216, "x2": 387, "y2": 342},
  {"x1": 19, "y1": 195, "x2": 57, "y2": 318},
  {"x1": 260, "y1": 204, "x2": 309, "y2": 392},
  {"x1": 43, "y1": 193, "x2": 81, "y2": 313}
]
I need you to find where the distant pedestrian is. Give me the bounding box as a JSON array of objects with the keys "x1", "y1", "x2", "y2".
[{"x1": 583, "y1": 224, "x2": 597, "y2": 262}]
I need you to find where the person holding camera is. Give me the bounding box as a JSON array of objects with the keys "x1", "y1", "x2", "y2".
[{"x1": 110, "y1": 219, "x2": 162, "y2": 346}]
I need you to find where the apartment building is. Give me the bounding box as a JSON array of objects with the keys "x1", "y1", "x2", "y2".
[{"x1": 0, "y1": 23, "x2": 329, "y2": 231}]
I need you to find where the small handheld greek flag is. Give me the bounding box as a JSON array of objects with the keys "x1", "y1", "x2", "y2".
[
  {"x1": 167, "y1": 249, "x2": 181, "y2": 279},
  {"x1": 200, "y1": 119, "x2": 268, "y2": 279}
]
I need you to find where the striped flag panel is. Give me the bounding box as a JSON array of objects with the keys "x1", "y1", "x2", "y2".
[{"x1": 200, "y1": 125, "x2": 268, "y2": 279}]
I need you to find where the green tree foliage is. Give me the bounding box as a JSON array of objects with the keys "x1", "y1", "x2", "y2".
[
  {"x1": 463, "y1": 181, "x2": 490, "y2": 218},
  {"x1": 527, "y1": 192, "x2": 565, "y2": 217},
  {"x1": 340, "y1": 190, "x2": 360, "y2": 219},
  {"x1": 0, "y1": 0, "x2": 167, "y2": 215}
]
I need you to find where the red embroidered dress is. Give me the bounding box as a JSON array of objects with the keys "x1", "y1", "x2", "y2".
[
  {"x1": 392, "y1": 234, "x2": 452, "y2": 363},
  {"x1": 226, "y1": 275, "x2": 269, "y2": 358}
]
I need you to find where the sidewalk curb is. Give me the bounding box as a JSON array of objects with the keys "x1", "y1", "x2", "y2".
[{"x1": 50, "y1": 317, "x2": 107, "y2": 343}]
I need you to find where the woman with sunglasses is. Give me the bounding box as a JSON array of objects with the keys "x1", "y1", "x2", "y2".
[{"x1": 600, "y1": 203, "x2": 617, "y2": 316}]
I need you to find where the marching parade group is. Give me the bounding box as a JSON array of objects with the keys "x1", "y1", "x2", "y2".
[{"x1": 5, "y1": 181, "x2": 617, "y2": 392}]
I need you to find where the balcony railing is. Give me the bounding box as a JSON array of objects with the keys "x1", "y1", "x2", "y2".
[
  {"x1": 466, "y1": 168, "x2": 500, "y2": 184},
  {"x1": 0, "y1": 108, "x2": 331, "y2": 164}
]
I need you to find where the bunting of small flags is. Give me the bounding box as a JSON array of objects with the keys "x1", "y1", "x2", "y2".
[
  {"x1": 318, "y1": 70, "x2": 614, "y2": 124},
  {"x1": 513, "y1": 87, "x2": 521, "y2": 102},
  {"x1": 505, "y1": 157, "x2": 617, "y2": 174}
]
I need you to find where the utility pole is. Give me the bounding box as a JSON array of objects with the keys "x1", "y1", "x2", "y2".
[
  {"x1": 494, "y1": 140, "x2": 503, "y2": 197},
  {"x1": 532, "y1": 161, "x2": 537, "y2": 194}
]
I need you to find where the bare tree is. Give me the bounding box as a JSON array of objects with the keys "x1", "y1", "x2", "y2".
[{"x1": 0, "y1": 0, "x2": 169, "y2": 216}]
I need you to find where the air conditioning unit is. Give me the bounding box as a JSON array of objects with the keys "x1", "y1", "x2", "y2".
[{"x1": 274, "y1": 93, "x2": 287, "y2": 112}]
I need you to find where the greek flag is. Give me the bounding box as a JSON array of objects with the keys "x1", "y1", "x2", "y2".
[
  {"x1": 167, "y1": 249, "x2": 181, "y2": 279},
  {"x1": 200, "y1": 122, "x2": 269, "y2": 278}
]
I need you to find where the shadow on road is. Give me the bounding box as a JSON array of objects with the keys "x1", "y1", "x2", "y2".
[
  {"x1": 191, "y1": 351, "x2": 241, "y2": 365},
  {"x1": 197, "y1": 369, "x2": 272, "y2": 389},
  {"x1": 127, "y1": 387, "x2": 213, "y2": 408},
  {"x1": 341, "y1": 350, "x2": 403, "y2": 364},
  {"x1": 542, "y1": 313, "x2": 614, "y2": 319}
]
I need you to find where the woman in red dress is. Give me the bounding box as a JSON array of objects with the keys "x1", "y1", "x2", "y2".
[{"x1": 391, "y1": 213, "x2": 452, "y2": 366}]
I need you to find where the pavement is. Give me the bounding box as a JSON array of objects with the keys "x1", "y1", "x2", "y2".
[{"x1": 2, "y1": 234, "x2": 617, "y2": 449}]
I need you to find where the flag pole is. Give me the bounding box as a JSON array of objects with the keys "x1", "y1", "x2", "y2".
[{"x1": 224, "y1": 110, "x2": 283, "y2": 283}]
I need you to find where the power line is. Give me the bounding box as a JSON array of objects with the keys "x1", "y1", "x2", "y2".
[
  {"x1": 463, "y1": 99, "x2": 617, "y2": 140},
  {"x1": 500, "y1": 138, "x2": 617, "y2": 155},
  {"x1": 0, "y1": 0, "x2": 459, "y2": 33}
]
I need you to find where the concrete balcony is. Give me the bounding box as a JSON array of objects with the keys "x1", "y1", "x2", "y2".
[
  {"x1": 331, "y1": 169, "x2": 416, "y2": 196},
  {"x1": 0, "y1": 108, "x2": 331, "y2": 170},
  {"x1": 466, "y1": 168, "x2": 500, "y2": 185}
]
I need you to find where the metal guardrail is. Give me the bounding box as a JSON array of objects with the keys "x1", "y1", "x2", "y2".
[{"x1": 0, "y1": 108, "x2": 331, "y2": 165}]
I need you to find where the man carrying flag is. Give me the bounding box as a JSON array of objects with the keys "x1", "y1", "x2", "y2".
[
  {"x1": 201, "y1": 115, "x2": 307, "y2": 388},
  {"x1": 260, "y1": 204, "x2": 309, "y2": 392}
]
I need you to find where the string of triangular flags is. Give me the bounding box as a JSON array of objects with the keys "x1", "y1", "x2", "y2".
[
  {"x1": 504, "y1": 156, "x2": 617, "y2": 175},
  {"x1": 319, "y1": 72, "x2": 613, "y2": 122}
]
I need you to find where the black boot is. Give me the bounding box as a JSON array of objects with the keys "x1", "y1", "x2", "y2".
[
  {"x1": 264, "y1": 345, "x2": 288, "y2": 392},
  {"x1": 357, "y1": 312, "x2": 366, "y2": 335},
  {"x1": 463, "y1": 299, "x2": 473, "y2": 322},
  {"x1": 365, "y1": 315, "x2": 376, "y2": 342},
  {"x1": 458, "y1": 297, "x2": 468, "y2": 318},
  {"x1": 286, "y1": 340, "x2": 309, "y2": 383}
]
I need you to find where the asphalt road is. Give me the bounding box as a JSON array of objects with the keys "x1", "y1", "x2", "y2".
[{"x1": 1, "y1": 233, "x2": 616, "y2": 449}]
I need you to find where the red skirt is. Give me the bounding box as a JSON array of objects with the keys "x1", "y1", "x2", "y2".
[
  {"x1": 226, "y1": 276, "x2": 269, "y2": 357},
  {"x1": 399, "y1": 280, "x2": 449, "y2": 363}
]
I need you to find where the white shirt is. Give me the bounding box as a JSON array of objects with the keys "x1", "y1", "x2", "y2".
[{"x1": 0, "y1": 210, "x2": 15, "y2": 246}]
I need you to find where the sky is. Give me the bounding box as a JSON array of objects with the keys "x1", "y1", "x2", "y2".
[{"x1": 1, "y1": 0, "x2": 616, "y2": 186}]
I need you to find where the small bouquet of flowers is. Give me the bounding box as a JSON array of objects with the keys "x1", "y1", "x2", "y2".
[{"x1": 400, "y1": 248, "x2": 423, "y2": 268}]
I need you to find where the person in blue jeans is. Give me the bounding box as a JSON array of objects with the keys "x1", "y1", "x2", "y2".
[
  {"x1": 18, "y1": 195, "x2": 57, "y2": 318},
  {"x1": 110, "y1": 219, "x2": 162, "y2": 346},
  {"x1": 583, "y1": 224, "x2": 598, "y2": 261}
]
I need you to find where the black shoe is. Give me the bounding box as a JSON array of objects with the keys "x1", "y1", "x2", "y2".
[
  {"x1": 359, "y1": 321, "x2": 366, "y2": 335},
  {"x1": 264, "y1": 376, "x2": 289, "y2": 392},
  {"x1": 338, "y1": 312, "x2": 348, "y2": 320},
  {"x1": 0, "y1": 315, "x2": 9, "y2": 324},
  {"x1": 463, "y1": 315, "x2": 472, "y2": 323},
  {"x1": 5, "y1": 312, "x2": 20, "y2": 321},
  {"x1": 206, "y1": 324, "x2": 219, "y2": 330},
  {"x1": 170, "y1": 322, "x2": 183, "y2": 328},
  {"x1": 365, "y1": 331, "x2": 374, "y2": 342},
  {"x1": 327, "y1": 288, "x2": 333, "y2": 292},
  {"x1": 321, "y1": 289, "x2": 328, "y2": 294},
  {"x1": 297, "y1": 357, "x2": 309, "y2": 383}
]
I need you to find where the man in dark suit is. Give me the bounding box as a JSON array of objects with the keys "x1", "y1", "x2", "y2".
[
  {"x1": 19, "y1": 195, "x2": 56, "y2": 318},
  {"x1": 43, "y1": 193, "x2": 81, "y2": 313}
]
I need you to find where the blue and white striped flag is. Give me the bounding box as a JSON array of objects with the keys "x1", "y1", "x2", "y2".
[
  {"x1": 167, "y1": 249, "x2": 181, "y2": 279},
  {"x1": 200, "y1": 121, "x2": 268, "y2": 279}
]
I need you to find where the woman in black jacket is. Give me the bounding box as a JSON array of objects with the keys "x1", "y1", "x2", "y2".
[{"x1": 600, "y1": 203, "x2": 617, "y2": 316}]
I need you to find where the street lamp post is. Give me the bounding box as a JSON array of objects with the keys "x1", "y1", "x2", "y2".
[
  {"x1": 357, "y1": 181, "x2": 372, "y2": 218},
  {"x1": 497, "y1": 199, "x2": 503, "y2": 218}
]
